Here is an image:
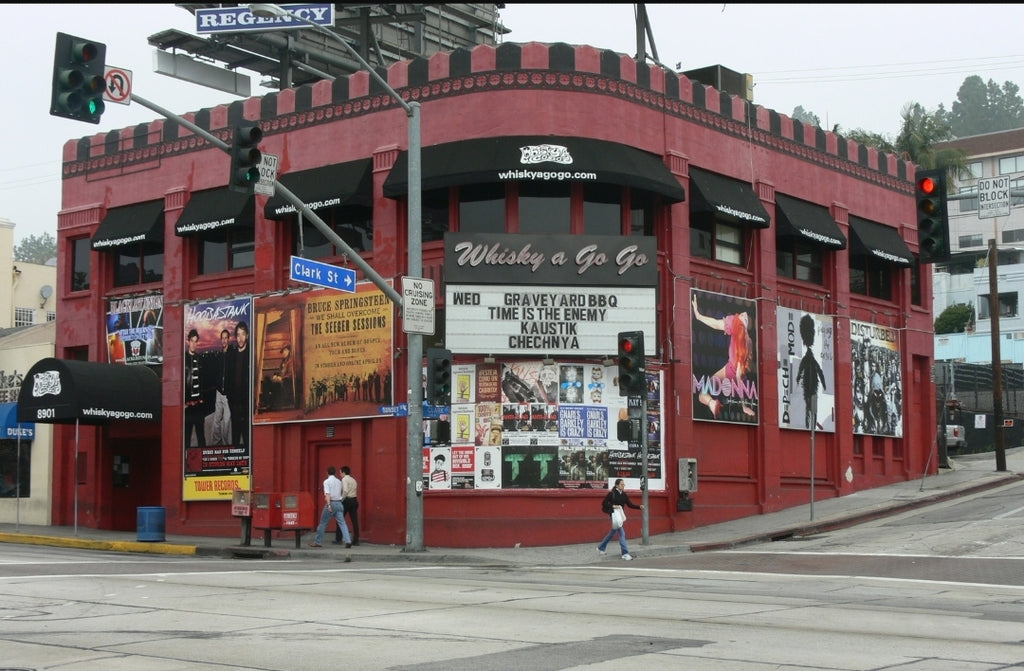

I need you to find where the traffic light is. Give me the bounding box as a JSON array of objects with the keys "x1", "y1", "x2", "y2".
[
  {"x1": 50, "y1": 32, "x2": 106, "y2": 123},
  {"x1": 915, "y1": 168, "x2": 950, "y2": 264},
  {"x1": 617, "y1": 331, "x2": 645, "y2": 396},
  {"x1": 229, "y1": 124, "x2": 263, "y2": 194},
  {"x1": 426, "y1": 347, "x2": 452, "y2": 405}
]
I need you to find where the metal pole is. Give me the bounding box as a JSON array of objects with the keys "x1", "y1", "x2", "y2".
[
  {"x1": 640, "y1": 392, "x2": 649, "y2": 545},
  {"x1": 130, "y1": 93, "x2": 401, "y2": 307},
  {"x1": 74, "y1": 419, "x2": 79, "y2": 536},
  {"x1": 15, "y1": 430, "x2": 21, "y2": 532},
  {"x1": 404, "y1": 103, "x2": 424, "y2": 552},
  {"x1": 809, "y1": 424, "x2": 815, "y2": 521}
]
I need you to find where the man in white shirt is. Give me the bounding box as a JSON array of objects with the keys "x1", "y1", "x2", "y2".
[{"x1": 311, "y1": 466, "x2": 351, "y2": 547}]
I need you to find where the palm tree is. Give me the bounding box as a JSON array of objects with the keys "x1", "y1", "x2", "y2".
[{"x1": 893, "y1": 102, "x2": 966, "y2": 173}]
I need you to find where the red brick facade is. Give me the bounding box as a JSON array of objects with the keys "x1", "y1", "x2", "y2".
[{"x1": 51, "y1": 42, "x2": 936, "y2": 546}]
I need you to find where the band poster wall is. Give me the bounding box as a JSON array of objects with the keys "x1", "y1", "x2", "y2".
[
  {"x1": 851, "y1": 319, "x2": 903, "y2": 437},
  {"x1": 182, "y1": 297, "x2": 253, "y2": 501},
  {"x1": 776, "y1": 307, "x2": 836, "y2": 433},
  {"x1": 252, "y1": 281, "x2": 395, "y2": 424},
  {"x1": 691, "y1": 289, "x2": 759, "y2": 424},
  {"x1": 423, "y1": 361, "x2": 664, "y2": 492},
  {"x1": 105, "y1": 294, "x2": 164, "y2": 366}
]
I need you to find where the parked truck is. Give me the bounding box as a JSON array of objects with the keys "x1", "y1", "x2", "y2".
[{"x1": 945, "y1": 424, "x2": 967, "y2": 452}]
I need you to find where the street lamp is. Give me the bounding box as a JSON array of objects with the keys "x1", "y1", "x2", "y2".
[{"x1": 249, "y1": 3, "x2": 426, "y2": 550}]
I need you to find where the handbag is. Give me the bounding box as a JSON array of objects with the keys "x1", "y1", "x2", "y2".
[{"x1": 611, "y1": 507, "x2": 626, "y2": 529}]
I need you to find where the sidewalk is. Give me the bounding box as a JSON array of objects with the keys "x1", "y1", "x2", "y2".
[{"x1": 3, "y1": 447, "x2": 1022, "y2": 567}]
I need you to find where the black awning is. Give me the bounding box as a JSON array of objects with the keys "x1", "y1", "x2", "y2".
[
  {"x1": 17, "y1": 358, "x2": 161, "y2": 425},
  {"x1": 91, "y1": 200, "x2": 164, "y2": 251},
  {"x1": 175, "y1": 188, "x2": 254, "y2": 236},
  {"x1": 688, "y1": 167, "x2": 770, "y2": 228},
  {"x1": 0, "y1": 402, "x2": 34, "y2": 440},
  {"x1": 849, "y1": 216, "x2": 914, "y2": 266},
  {"x1": 775, "y1": 194, "x2": 847, "y2": 250},
  {"x1": 264, "y1": 159, "x2": 373, "y2": 220},
  {"x1": 382, "y1": 136, "x2": 686, "y2": 203}
]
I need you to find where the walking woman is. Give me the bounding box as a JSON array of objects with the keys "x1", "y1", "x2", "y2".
[{"x1": 597, "y1": 478, "x2": 644, "y2": 560}]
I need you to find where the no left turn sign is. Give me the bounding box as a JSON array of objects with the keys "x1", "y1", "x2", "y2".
[{"x1": 104, "y1": 66, "x2": 133, "y2": 105}]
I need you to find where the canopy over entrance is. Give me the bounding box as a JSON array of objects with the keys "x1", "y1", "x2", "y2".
[{"x1": 17, "y1": 358, "x2": 161, "y2": 425}]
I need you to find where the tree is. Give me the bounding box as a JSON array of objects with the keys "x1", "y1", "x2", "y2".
[
  {"x1": 934, "y1": 303, "x2": 974, "y2": 335},
  {"x1": 841, "y1": 103, "x2": 966, "y2": 177},
  {"x1": 14, "y1": 232, "x2": 57, "y2": 264},
  {"x1": 939, "y1": 75, "x2": 1024, "y2": 138},
  {"x1": 842, "y1": 128, "x2": 896, "y2": 154},
  {"x1": 791, "y1": 105, "x2": 820, "y2": 128},
  {"x1": 893, "y1": 102, "x2": 965, "y2": 171}
]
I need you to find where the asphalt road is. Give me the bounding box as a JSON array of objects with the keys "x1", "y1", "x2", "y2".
[{"x1": 1, "y1": 481, "x2": 1023, "y2": 670}]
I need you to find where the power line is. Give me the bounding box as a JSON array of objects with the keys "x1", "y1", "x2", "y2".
[{"x1": 758, "y1": 56, "x2": 1024, "y2": 85}]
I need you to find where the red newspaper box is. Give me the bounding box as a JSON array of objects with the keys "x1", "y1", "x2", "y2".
[
  {"x1": 281, "y1": 491, "x2": 315, "y2": 536},
  {"x1": 252, "y1": 492, "x2": 282, "y2": 531}
]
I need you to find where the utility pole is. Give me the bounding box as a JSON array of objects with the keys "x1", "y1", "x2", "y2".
[{"x1": 988, "y1": 238, "x2": 1008, "y2": 471}]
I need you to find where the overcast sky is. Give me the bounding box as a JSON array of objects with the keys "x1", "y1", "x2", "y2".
[{"x1": 4, "y1": 3, "x2": 1023, "y2": 245}]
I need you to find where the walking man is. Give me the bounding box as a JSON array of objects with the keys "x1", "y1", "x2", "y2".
[
  {"x1": 310, "y1": 466, "x2": 351, "y2": 548},
  {"x1": 335, "y1": 465, "x2": 360, "y2": 546}
]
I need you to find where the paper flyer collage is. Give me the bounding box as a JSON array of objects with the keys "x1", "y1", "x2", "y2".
[{"x1": 423, "y1": 360, "x2": 664, "y2": 491}]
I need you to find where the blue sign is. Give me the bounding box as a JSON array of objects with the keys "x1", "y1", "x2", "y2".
[
  {"x1": 290, "y1": 256, "x2": 356, "y2": 293},
  {"x1": 196, "y1": 4, "x2": 335, "y2": 35},
  {"x1": 379, "y1": 404, "x2": 409, "y2": 417}
]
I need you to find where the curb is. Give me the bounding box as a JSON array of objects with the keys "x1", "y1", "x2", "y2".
[
  {"x1": 687, "y1": 473, "x2": 1024, "y2": 552},
  {"x1": 0, "y1": 532, "x2": 198, "y2": 556}
]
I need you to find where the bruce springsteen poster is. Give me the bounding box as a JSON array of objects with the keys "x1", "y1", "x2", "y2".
[{"x1": 252, "y1": 282, "x2": 394, "y2": 423}]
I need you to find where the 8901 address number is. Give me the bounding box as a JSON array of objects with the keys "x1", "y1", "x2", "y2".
[{"x1": 36, "y1": 408, "x2": 55, "y2": 419}]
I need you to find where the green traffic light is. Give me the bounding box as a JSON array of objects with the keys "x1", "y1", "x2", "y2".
[{"x1": 51, "y1": 33, "x2": 106, "y2": 123}]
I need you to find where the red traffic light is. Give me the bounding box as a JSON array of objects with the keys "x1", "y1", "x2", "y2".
[
  {"x1": 916, "y1": 176, "x2": 937, "y2": 196},
  {"x1": 620, "y1": 338, "x2": 634, "y2": 354}
]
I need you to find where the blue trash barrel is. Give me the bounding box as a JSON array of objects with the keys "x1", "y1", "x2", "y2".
[{"x1": 137, "y1": 506, "x2": 166, "y2": 542}]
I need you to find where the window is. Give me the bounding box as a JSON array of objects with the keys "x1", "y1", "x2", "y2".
[
  {"x1": 113, "y1": 243, "x2": 164, "y2": 287},
  {"x1": 1013, "y1": 176, "x2": 1024, "y2": 206},
  {"x1": 849, "y1": 256, "x2": 893, "y2": 300},
  {"x1": 518, "y1": 181, "x2": 570, "y2": 234},
  {"x1": 630, "y1": 197, "x2": 654, "y2": 236},
  {"x1": 422, "y1": 188, "x2": 450, "y2": 243},
  {"x1": 582, "y1": 184, "x2": 622, "y2": 235},
  {"x1": 0, "y1": 442, "x2": 31, "y2": 498},
  {"x1": 71, "y1": 237, "x2": 90, "y2": 292},
  {"x1": 46, "y1": 311, "x2": 56, "y2": 322},
  {"x1": 776, "y1": 237, "x2": 824, "y2": 284},
  {"x1": 691, "y1": 216, "x2": 746, "y2": 266},
  {"x1": 959, "y1": 233, "x2": 984, "y2": 248},
  {"x1": 978, "y1": 292, "x2": 1018, "y2": 319},
  {"x1": 293, "y1": 207, "x2": 373, "y2": 259},
  {"x1": 999, "y1": 154, "x2": 1024, "y2": 175},
  {"x1": 458, "y1": 183, "x2": 506, "y2": 234},
  {"x1": 421, "y1": 182, "x2": 661, "y2": 237},
  {"x1": 199, "y1": 227, "x2": 254, "y2": 274},
  {"x1": 958, "y1": 186, "x2": 978, "y2": 213},
  {"x1": 14, "y1": 307, "x2": 34, "y2": 327},
  {"x1": 959, "y1": 161, "x2": 982, "y2": 180},
  {"x1": 1002, "y1": 228, "x2": 1024, "y2": 244}
]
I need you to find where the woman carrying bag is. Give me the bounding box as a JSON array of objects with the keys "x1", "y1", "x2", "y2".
[{"x1": 597, "y1": 478, "x2": 644, "y2": 560}]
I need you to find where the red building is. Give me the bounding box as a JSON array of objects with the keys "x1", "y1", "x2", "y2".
[{"x1": 47, "y1": 41, "x2": 936, "y2": 547}]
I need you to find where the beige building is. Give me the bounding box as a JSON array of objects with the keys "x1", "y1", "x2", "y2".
[
  {"x1": 0, "y1": 218, "x2": 56, "y2": 525},
  {"x1": 0, "y1": 218, "x2": 57, "y2": 329}
]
